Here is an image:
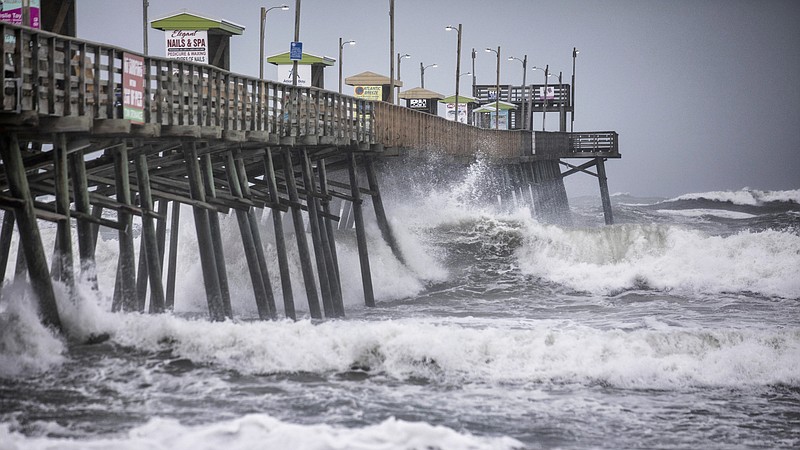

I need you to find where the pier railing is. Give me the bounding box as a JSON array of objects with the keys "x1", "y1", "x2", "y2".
[{"x1": 1, "y1": 22, "x2": 617, "y2": 160}]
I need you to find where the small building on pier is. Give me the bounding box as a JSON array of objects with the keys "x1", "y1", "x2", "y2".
[
  {"x1": 441, "y1": 94, "x2": 478, "y2": 124},
  {"x1": 398, "y1": 87, "x2": 443, "y2": 115},
  {"x1": 473, "y1": 101, "x2": 517, "y2": 130},
  {"x1": 345, "y1": 71, "x2": 402, "y2": 103},
  {"x1": 267, "y1": 51, "x2": 335, "y2": 89},
  {"x1": 151, "y1": 10, "x2": 245, "y2": 71}
]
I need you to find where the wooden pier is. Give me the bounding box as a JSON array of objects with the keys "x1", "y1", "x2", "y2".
[{"x1": 0, "y1": 23, "x2": 619, "y2": 332}]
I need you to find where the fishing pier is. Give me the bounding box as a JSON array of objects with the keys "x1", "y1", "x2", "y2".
[{"x1": 0, "y1": 23, "x2": 619, "y2": 331}]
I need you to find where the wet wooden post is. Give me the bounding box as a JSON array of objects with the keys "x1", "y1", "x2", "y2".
[
  {"x1": 201, "y1": 153, "x2": 233, "y2": 318},
  {"x1": 14, "y1": 240, "x2": 27, "y2": 281},
  {"x1": 364, "y1": 156, "x2": 405, "y2": 266},
  {"x1": 233, "y1": 150, "x2": 277, "y2": 318},
  {"x1": 282, "y1": 147, "x2": 322, "y2": 319},
  {"x1": 347, "y1": 152, "x2": 375, "y2": 307},
  {"x1": 112, "y1": 146, "x2": 137, "y2": 312},
  {"x1": 183, "y1": 143, "x2": 226, "y2": 321},
  {"x1": 317, "y1": 158, "x2": 344, "y2": 317},
  {"x1": 53, "y1": 134, "x2": 74, "y2": 288},
  {"x1": 0, "y1": 212, "x2": 14, "y2": 285},
  {"x1": 165, "y1": 200, "x2": 180, "y2": 310},
  {"x1": 69, "y1": 150, "x2": 98, "y2": 289},
  {"x1": 90, "y1": 204, "x2": 103, "y2": 251},
  {"x1": 134, "y1": 150, "x2": 166, "y2": 313},
  {"x1": 155, "y1": 200, "x2": 169, "y2": 277},
  {"x1": 596, "y1": 157, "x2": 614, "y2": 225},
  {"x1": 135, "y1": 230, "x2": 148, "y2": 310},
  {"x1": 264, "y1": 148, "x2": 295, "y2": 319},
  {"x1": 224, "y1": 151, "x2": 273, "y2": 320},
  {"x1": 0, "y1": 134, "x2": 62, "y2": 331},
  {"x1": 300, "y1": 149, "x2": 335, "y2": 317}
]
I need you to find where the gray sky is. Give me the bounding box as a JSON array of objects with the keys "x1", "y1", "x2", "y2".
[{"x1": 76, "y1": 0, "x2": 800, "y2": 198}]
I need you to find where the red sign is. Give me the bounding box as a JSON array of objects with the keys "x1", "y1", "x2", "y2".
[{"x1": 122, "y1": 52, "x2": 144, "y2": 124}]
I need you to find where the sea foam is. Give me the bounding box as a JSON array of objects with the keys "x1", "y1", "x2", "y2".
[
  {"x1": 0, "y1": 414, "x2": 523, "y2": 450},
  {"x1": 516, "y1": 222, "x2": 800, "y2": 299}
]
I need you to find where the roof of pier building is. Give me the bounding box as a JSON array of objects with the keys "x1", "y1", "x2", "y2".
[
  {"x1": 151, "y1": 10, "x2": 245, "y2": 35},
  {"x1": 345, "y1": 71, "x2": 403, "y2": 87},
  {"x1": 267, "y1": 52, "x2": 336, "y2": 66},
  {"x1": 440, "y1": 94, "x2": 478, "y2": 104},
  {"x1": 398, "y1": 87, "x2": 444, "y2": 99}
]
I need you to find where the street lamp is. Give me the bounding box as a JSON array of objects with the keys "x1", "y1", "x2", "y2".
[
  {"x1": 420, "y1": 62, "x2": 437, "y2": 89},
  {"x1": 397, "y1": 52, "x2": 410, "y2": 100},
  {"x1": 508, "y1": 55, "x2": 527, "y2": 129},
  {"x1": 571, "y1": 47, "x2": 579, "y2": 132},
  {"x1": 338, "y1": 38, "x2": 356, "y2": 94},
  {"x1": 485, "y1": 47, "x2": 500, "y2": 130},
  {"x1": 259, "y1": 4, "x2": 289, "y2": 79},
  {"x1": 445, "y1": 24, "x2": 462, "y2": 123},
  {"x1": 532, "y1": 65, "x2": 556, "y2": 131}
]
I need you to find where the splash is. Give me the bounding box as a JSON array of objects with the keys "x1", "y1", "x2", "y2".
[{"x1": 516, "y1": 222, "x2": 800, "y2": 298}]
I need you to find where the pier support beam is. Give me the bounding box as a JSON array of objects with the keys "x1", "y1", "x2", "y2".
[
  {"x1": 264, "y1": 148, "x2": 295, "y2": 319},
  {"x1": 347, "y1": 152, "x2": 375, "y2": 307},
  {"x1": 165, "y1": 200, "x2": 180, "y2": 310},
  {"x1": 0, "y1": 134, "x2": 62, "y2": 331},
  {"x1": 69, "y1": 150, "x2": 97, "y2": 289},
  {"x1": 364, "y1": 156, "x2": 405, "y2": 266},
  {"x1": 53, "y1": 134, "x2": 74, "y2": 288},
  {"x1": 596, "y1": 157, "x2": 614, "y2": 225},
  {"x1": 317, "y1": 158, "x2": 344, "y2": 317},
  {"x1": 300, "y1": 149, "x2": 338, "y2": 317},
  {"x1": 112, "y1": 146, "x2": 137, "y2": 312},
  {"x1": 201, "y1": 153, "x2": 233, "y2": 318},
  {"x1": 282, "y1": 147, "x2": 322, "y2": 318},
  {"x1": 134, "y1": 150, "x2": 165, "y2": 313},
  {"x1": 183, "y1": 143, "x2": 227, "y2": 321},
  {"x1": 225, "y1": 151, "x2": 274, "y2": 320}
]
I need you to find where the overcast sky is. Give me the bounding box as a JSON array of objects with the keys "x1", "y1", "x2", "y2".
[{"x1": 76, "y1": 0, "x2": 800, "y2": 198}]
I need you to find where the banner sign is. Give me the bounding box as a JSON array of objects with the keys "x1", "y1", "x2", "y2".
[
  {"x1": 538, "y1": 86, "x2": 555, "y2": 100},
  {"x1": 164, "y1": 30, "x2": 208, "y2": 64},
  {"x1": 0, "y1": 0, "x2": 40, "y2": 28},
  {"x1": 122, "y1": 52, "x2": 145, "y2": 124},
  {"x1": 277, "y1": 64, "x2": 311, "y2": 86},
  {"x1": 446, "y1": 102, "x2": 468, "y2": 123},
  {"x1": 354, "y1": 85, "x2": 382, "y2": 101},
  {"x1": 408, "y1": 98, "x2": 428, "y2": 110}
]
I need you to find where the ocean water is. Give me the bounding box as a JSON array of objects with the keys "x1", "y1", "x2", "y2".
[{"x1": 1, "y1": 164, "x2": 799, "y2": 449}]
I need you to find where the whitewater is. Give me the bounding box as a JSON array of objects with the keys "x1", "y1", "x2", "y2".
[{"x1": 1, "y1": 166, "x2": 799, "y2": 449}]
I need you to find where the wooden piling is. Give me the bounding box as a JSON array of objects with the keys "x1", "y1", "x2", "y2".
[
  {"x1": 0, "y1": 134, "x2": 62, "y2": 331},
  {"x1": 0, "y1": 212, "x2": 14, "y2": 287},
  {"x1": 317, "y1": 158, "x2": 344, "y2": 317},
  {"x1": 134, "y1": 150, "x2": 166, "y2": 313},
  {"x1": 53, "y1": 134, "x2": 74, "y2": 288},
  {"x1": 69, "y1": 150, "x2": 98, "y2": 289},
  {"x1": 201, "y1": 153, "x2": 233, "y2": 318},
  {"x1": 347, "y1": 152, "x2": 375, "y2": 307},
  {"x1": 111, "y1": 145, "x2": 137, "y2": 312},
  {"x1": 264, "y1": 148, "x2": 295, "y2": 320},
  {"x1": 233, "y1": 151, "x2": 277, "y2": 318},
  {"x1": 281, "y1": 147, "x2": 322, "y2": 319},
  {"x1": 183, "y1": 143, "x2": 226, "y2": 321},
  {"x1": 225, "y1": 151, "x2": 273, "y2": 320},
  {"x1": 596, "y1": 157, "x2": 614, "y2": 225},
  {"x1": 165, "y1": 200, "x2": 180, "y2": 310},
  {"x1": 364, "y1": 156, "x2": 405, "y2": 266}
]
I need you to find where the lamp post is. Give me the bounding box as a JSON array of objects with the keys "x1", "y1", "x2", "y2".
[
  {"x1": 485, "y1": 46, "x2": 500, "y2": 130},
  {"x1": 445, "y1": 24, "x2": 462, "y2": 123},
  {"x1": 420, "y1": 63, "x2": 437, "y2": 89},
  {"x1": 260, "y1": 4, "x2": 289, "y2": 79},
  {"x1": 532, "y1": 65, "x2": 555, "y2": 131},
  {"x1": 571, "y1": 47, "x2": 579, "y2": 132},
  {"x1": 397, "y1": 52, "x2": 410, "y2": 101},
  {"x1": 508, "y1": 55, "x2": 527, "y2": 129},
  {"x1": 338, "y1": 38, "x2": 356, "y2": 94}
]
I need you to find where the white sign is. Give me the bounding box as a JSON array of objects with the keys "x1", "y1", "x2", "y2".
[
  {"x1": 164, "y1": 30, "x2": 208, "y2": 64},
  {"x1": 278, "y1": 64, "x2": 311, "y2": 86},
  {"x1": 446, "y1": 102, "x2": 468, "y2": 123},
  {"x1": 538, "y1": 86, "x2": 555, "y2": 100}
]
